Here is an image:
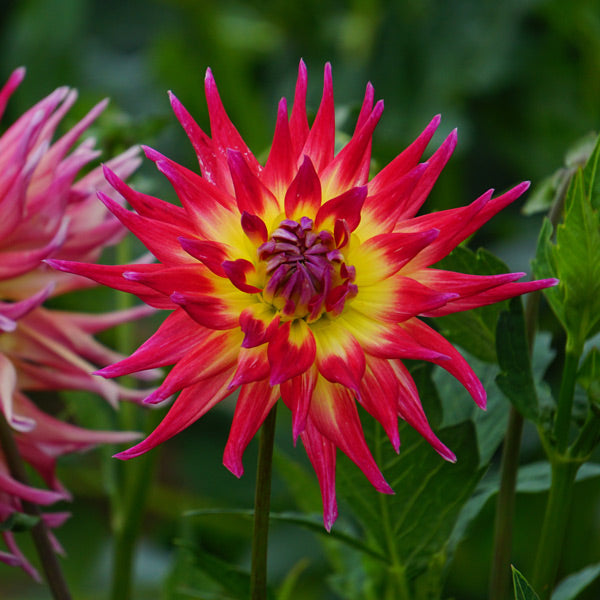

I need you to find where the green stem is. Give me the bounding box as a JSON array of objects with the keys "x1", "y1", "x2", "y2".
[
  {"x1": 109, "y1": 426, "x2": 159, "y2": 600},
  {"x1": 250, "y1": 405, "x2": 278, "y2": 600},
  {"x1": 553, "y1": 344, "x2": 581, "y2": 454},
  {"x1": 489, "y1": 291, "x2": 540, "y2": 600},
  {"x1": 530, "y1": 460, "x2": 579, "y2": 599},
  {"x1": 0, "y1": 411, "x2": 72, "y2": 600}
]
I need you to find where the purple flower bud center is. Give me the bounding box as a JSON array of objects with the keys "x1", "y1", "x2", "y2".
[{"x1": 258, "y1": 217, "x2": 357, "y2": 321}]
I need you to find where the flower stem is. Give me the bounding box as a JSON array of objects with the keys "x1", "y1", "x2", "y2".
[
  {"x1": 0, "y1": 410, "x2": 72, "y2": 600},
  {"x1": 530, "y1": 460, "x2": 578, "y2": 599},
  {"x1": 489, "y1": 291, "x2": 539, "y2": 600},
  {"x1": 250, "y1": 405, "x2": 277, "y2": 600}
]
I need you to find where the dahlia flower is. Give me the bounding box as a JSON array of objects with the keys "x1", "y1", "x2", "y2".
[
  {"x1": 0, "y1": 67, "x2": 145, "y2": 576},
  {"x1": 50, "y1": 61, "x2": 556, "y2": 529}
]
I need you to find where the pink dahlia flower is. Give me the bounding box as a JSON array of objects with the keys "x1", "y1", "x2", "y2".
[
  {"x1": 0, "y1": 67, "x2": 146, "y2": 576},
  {"x1": 50, "y1": 62, "x2": 557, "y2": 529}
]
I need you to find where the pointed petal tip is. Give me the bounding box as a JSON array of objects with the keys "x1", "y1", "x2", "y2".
[{"x1": 223, "y1": 458, "x2": 244, "y2": 479}]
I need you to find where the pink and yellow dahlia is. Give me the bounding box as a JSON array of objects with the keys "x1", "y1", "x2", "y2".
[
  {"x1": 0, "y1": 67, "x2": 145, "y2": 575},
  {"x1": 51, "y1": 61, "x2": 556, "y2": 529}
]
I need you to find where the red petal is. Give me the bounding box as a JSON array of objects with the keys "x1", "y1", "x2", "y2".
[
  {"x1": 171, "y1": 291, "x2": 238, "y2": 330},
  {"x1": 241, "y1": 211, "x2": 268, "y2": 246},
  {"x1": 369, "y1": 114, "x2": 442, "y2": 194},
  {"x1": 359, "y1": 357, "x2": 400, "y2": 451},
  {"x1": 389, "y1": 360, "x2": 456, "y2": 461},
  {"x1": 267, "y1": 319, "x2": 316, "y2": 385},
  {"x1": 309, "y1": 378, "x2": 393, "y2": 494},
  {"x1": 302, "y1": 63, "x2": 335, "y2": 173},
  {"x1": 263, "y1": 98, "x2": 295, "y2": 196},
  {"x1": 97, "y1": 310, "x2": 204, "y2": 377},
  {"x1": 400, "y1": 318, "x2": 486, "y2": 408},
  {"x1": 227, "y1": 149, "x2": 280, "y2": 217},
  {"x1": 123, "y1": 264, "x2": 214, "y2": 297},
  {"x1": 114, "y1": 368, "x2": 235, "y2": 459},
  {"x1": 229, "y1": 345, "x2": 271, "y2": 389},
  {"x1": 145, "y1": 330, "x2": 240, "y2": 404},
  {"x1": 300, "y1": 418, "x2": 337, "y2": 530},
  {"x1": 222, "y1": 259, "x2": 262, "y2": 294},
  {"x1": 284, "y1": 155, "x2": 322, "y2": 221},
  {"x1": 179, "y1": 238, "x2": 230, "y2": 277},
  {"x1": 223, "y1": 381, "x2": 279, "y2": 477},
  {"x1": 289, "y1": 60, "x2": 309, "y2": 158},
  {"x1": 46, "y1": 260, "x2": 173, "y2": 309},
  {"x1": 315, "y1": 186, "x2": 367, "y2": 233},
  {"x1": 239, "y1": 303, "x2": 280, "y2": 348},
  {"x1": 280, "y1": 365, "x2": 318, "y2": 442}
]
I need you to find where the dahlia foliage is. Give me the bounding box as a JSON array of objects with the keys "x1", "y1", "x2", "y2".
[
  {"x1": 51, "y1": 61, "x2": 556, "y2": 529},
  {"x1": 0, "y1": 67, "x2": 146, "y2": 578}
]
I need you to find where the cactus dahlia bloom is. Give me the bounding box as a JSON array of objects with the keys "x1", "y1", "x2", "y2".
[
  {"x1": 51, "y1": 62, "x2": 556, "y2": 529},
  {"x1": 0, "y1": 67, "x2": 144, "y2": 576}
]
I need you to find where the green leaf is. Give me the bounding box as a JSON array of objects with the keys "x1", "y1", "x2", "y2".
[
  {"x1": 0, "y1": 511, "x2": 40, "y2": 532},
  {"x1": 336, "y1": 418, "x2": 483, "y2": 582},
  {"x1": 581, "y1": 133, "x2": 600, "y2": 212},
  {"x1": 551, "y1": 563, "x2": 600, "y2": 600},
  {"x1": 512, "y1": 566, "x2": 541, "y2": 600},
  {"x1": 578, "y1": 347, "x2": 600, "y2": 405},
  {"x1": 495, "y1": 298, "x2": 540, "y2": 421},
  {"x1": 276, "y1": 558, "x2": 310, "y2": 600},
  {"x1": 434, "y1": 246, "x2": 512, "y2": 362}
]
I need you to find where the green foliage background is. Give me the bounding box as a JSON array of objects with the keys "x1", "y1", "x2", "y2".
[{"x1": 1, "y1": 0, "x2": 599, "y2": 598}]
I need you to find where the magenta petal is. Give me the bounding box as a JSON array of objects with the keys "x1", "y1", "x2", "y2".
[{"x1": 314, "y1": 186, "x2": 367, "y2": 233}]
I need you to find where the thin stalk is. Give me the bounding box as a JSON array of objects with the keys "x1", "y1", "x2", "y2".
[
  {"x1": 489, "y1": 291, "x2": 539, "y2": 600},
  {"x1": 0, "y1": 410, "x2": 72, "y2": 600},
  {"x1": 530, "y1": 460, "x2": 578, "y2": 599},
  {"x1": 250, "y1": 405, "x2": 278, "y2": 600}
]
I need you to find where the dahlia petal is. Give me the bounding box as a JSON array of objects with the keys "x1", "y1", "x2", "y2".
[
  {"x1": 398, "y1": 183, "x2": 530, "y2": 269},
  {"x1": 389, "y1": 360, "x2": 456, "y2": 462},
  {"x1": 123, "y1": 264, "x2": 214, "y2": 297},
  {"x1": 97, "y1": 191, "x2": 194, "y2": 264},
  {"x1": 320, "y1": 99, "x2": 383, "y2": 195},
  {"x1": 239, "y1": 303, "x2": 280, "y2": 348},
  {"x1": 352, "y1": 229, "x2": 440, "y2": 286},
  {"x1": 96, "y1": 310, "x2": 205, "y2": 376},
  {"x1": 338, "y1": 309, "x2": 450, "y2": 362},
  {"x1": 223, "y1": 381, "x2": 279, "y2": 477},
  {"x1": 169, "y1": 91, "x2": 224, "y2": 188},
  {"x1": 289, "y1": 59, "x2": 310, "y2": 157},
  {"x1": 263, "y1": 98, "x2": 295, "y2": 197},
  {"x1": 241, "y1": 211, "x2": 268, "y2": 246},
  {"x1": 204, "y1": 68, "x2": 262, "y2": 176},
  {"x1": 400, "y1": 318, "x2": 486, "y2": 408},
  {"x1": 358, "y1": 357, "x2": 401, "y2": 451},
  {"x1": 46, "y1": 260, "x2": 172, "y2": 309},
  {"x1": 227, "y1": 149, "x2": 280, "y2": 218},
  {"x1": 171, "y1": 291, "x2": 239, "y2": 330},
  {"x1": 300, "y1": 418, "x2": 337, "y2": 530},
  {"x1": 178, "y1": 238, "x2": 231, "y2": 277},
  {"x1": 302, "y1": 63, "x2": 335, "y2": 173},
  {"x1": 399, "y1": 128, "x2": 457, "y2": 219},
  {"x1": 0, "y1": 354, "x2": 31, "y2": 432},
  {"x1": 0, "y1": 67, "x2": 25, "y2": 118},
  {"x1": 268, "y1": 319, "x2": 316, "y2": 385},
  {"x1": 0, "y1": 473, "x2": 66, "y2": 506},
  {"x1": 0, "y1": 284, "x2": 53, "y2": 327},
  {"x1": 424, "y1": 278, "x2": 559, "y2": 316},
  {"x1": 280, "y1": 365, "x2": 318, "y2": 442},
  {"x1": 314, "y1": 185, "x2": 367, "y2": 233},
  {"x1": 369, "y1": 114, "x2": 442, "y2": 194},
  {"x1": 2, "y1": 531, "x2": 41, "y2": 581},
  {"x1": 311, "y1": 319, "x2": 365, "y2": 392},
  {"x1": 114, "y1": 368, "x2": 235, "y2": 459},
  {"x1": 222, "y1": 259, "x2": 262, "y2": 294},
  {"x1": 145, "y1": 330, "x2": 240, "y2": 404},
  {"x1": 359, "y1": 162, "x2": 429, "y2": 237},
  {"x1": 309, "y1": 378, "x2": 393, "y2": 494},
  {"x1": 229, "y1": 345, "x2": 271, "y2": 390},
  {"x1": 352, "y1": 276, "x2": 458, "y2": 322},
  {"x1": 284, "y1": 155, "x2": 322, "y2": 221},
  {"x1": 102, "y1": 163, "x2": 187, "y2": 227}
]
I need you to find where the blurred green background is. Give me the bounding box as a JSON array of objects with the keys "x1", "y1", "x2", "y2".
[{"x1": 1, "y1": 0, "x2": 599, "y2": 598}]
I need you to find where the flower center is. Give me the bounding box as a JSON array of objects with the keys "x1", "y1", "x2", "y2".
[{"x1": 258, "y1": 216, "x2": 357, "y2": 321}]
